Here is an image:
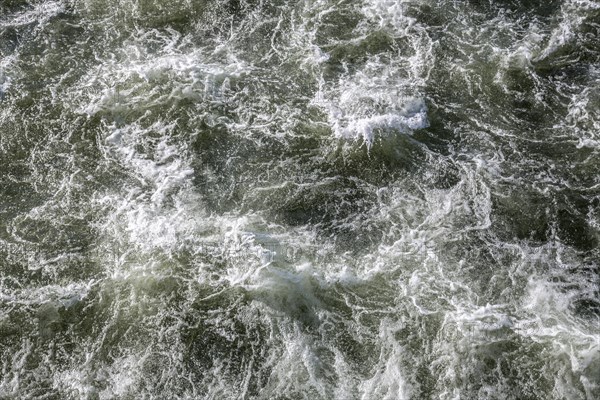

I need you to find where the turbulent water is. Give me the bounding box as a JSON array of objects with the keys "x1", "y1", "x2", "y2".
[{"x1": 0, "y1": 0, "x2": 599, "y2": 399}]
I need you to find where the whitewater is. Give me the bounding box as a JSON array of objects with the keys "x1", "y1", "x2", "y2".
[{"x1": 0, "y1": 0, "x2": 598, "y2": 399}]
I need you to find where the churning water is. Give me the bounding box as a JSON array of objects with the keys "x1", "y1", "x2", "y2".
[{"x1": 0, "y1": 0, "x2": 599, "y2": 399}]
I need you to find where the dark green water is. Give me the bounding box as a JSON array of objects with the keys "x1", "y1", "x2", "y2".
[{"x1": 0, "y1": 0, "x2": 599, "y2": 399}]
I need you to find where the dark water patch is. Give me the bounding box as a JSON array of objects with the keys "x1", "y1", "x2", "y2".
[
  {"x1": 183, "y1": 291, "x2": 273, "y2": 398},
  {"x1": 274, "y1": 176, "x2": 376, "y2": 227},
  {"x1": 492, "y1": 188, "x2": 551, "y2": 243},
  {"x1": 0, "y1": 0, "x2": 31, "y2": 13},
  {"x1": 314, "y1": 3, "x2": 362, "y2": 44},
  {"x1": 325, "y1": 30, "x2": 400, "y2": 71},
  {"x1": 468, "y1": 0, "x2": 563, "y2": 20},
  {"x1": 556, "y1": 207, "x2": 598, "y2": 251},
  {"x1": 0, "y1": 25, "x2": 19, "y2": 56}
]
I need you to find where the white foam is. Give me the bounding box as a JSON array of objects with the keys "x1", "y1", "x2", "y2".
[
  {"x1": 0, "y1": 72, "x2": 8, "y2": 101},
  {"x1": 71, "y1": 29, "x2": 248, "y2": 118},
  {"x1": 314, "y1": 78, "x2": 429, "y2": 147},
  {"x1": 310, "y1": 0, "x2": 433, "y2": 147},
  {"x1": 359, "y1": 319, "x2": 413, "y2": 400},
  {"x1": 565, "y1": 84, "x2": 600, "y2": 149},
  {"x1": 0, "y1": 0, "x2": 64, "y2": 29},
  {"x1": 0, "y1": 281, "x2": 95, "y2": 308}
]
